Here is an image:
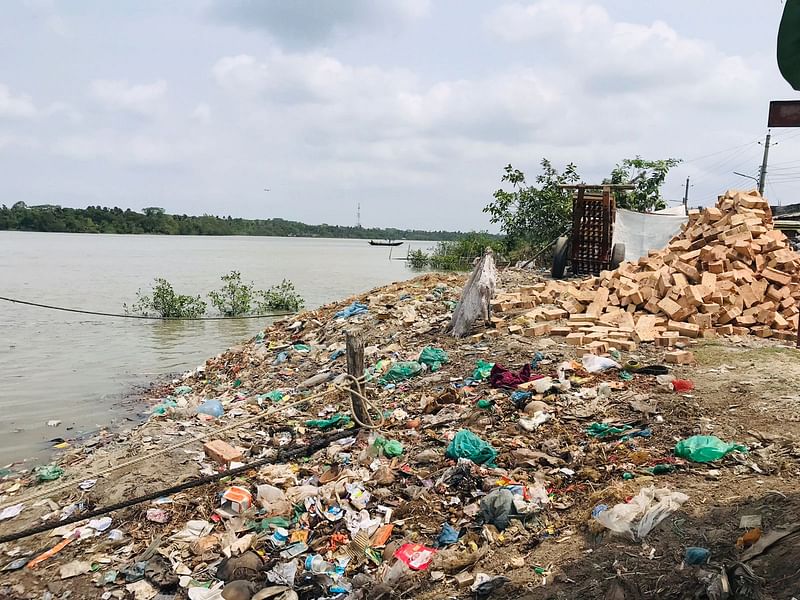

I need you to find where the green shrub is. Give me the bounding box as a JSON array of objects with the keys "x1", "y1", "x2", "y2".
[
  {"x1": 257, "y1": 279, "x2": 305, "y2": 313},
  {"x1": 426, "y1": 233, "x2": 506, "y2": 271},
  {"x1": 125, "y1": 278, "x2": 207, "y2": 318},
  {"x1": 208, "y1": 271, "x2": 257, "y2": 316},
  {"x1": 407, "y1": 249, "x2": 429, "y2": 269}
]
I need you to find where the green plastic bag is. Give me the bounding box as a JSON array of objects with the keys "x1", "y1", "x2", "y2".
[
  {"x1": 174, "y1": 385, "x2": 192, "y2": 395},
  {"x1": 379, "y1": 361, "x2": 423, "y2": 385},
  {"x1": 674, "y1": 435, "x2": 747, "y2": 463},
  {"x1": 152, "y1": 398, "x2": 177, "y2": 415},
  {"x1": 445, "y1": 429, "x2": 497, "y2": 467},
  {"x1": 586, "y1": 422, "x2": 632, "y2": 438},
  {"x1": 375, "y1": 437, "x2": 404, "y2": 457},
  {"x1": 419, "y1": 347, "x2": 449, "y2": 372},
  {"x1": 34, "y1": 464, "x2": 64, "y2": 482},
  {"x1": 472, "y1": 360, "x2": 495, "y2": 381},
  {"x1": 305, "y1": 414, "x2": 351, "y2": 429},
  {"x1": 258, "y1": 390, "x2": 284, "y2": 402}
]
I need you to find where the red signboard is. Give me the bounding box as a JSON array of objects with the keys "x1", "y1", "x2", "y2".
[{"x1": 769, "y1": 100, "x2": 800, "y2": 127}]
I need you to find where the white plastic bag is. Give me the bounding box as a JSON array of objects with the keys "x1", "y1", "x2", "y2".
[
  {"x1": 582, "y1": 354, "x2": 621, "y2": 373},
  {"x1": 595, "y1": 486, "x2": 688, "y2": 540}
]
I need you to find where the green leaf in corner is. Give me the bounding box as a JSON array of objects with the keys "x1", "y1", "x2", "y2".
[{"x1": 778, "y1": 0, "x2": 800, "y2": 90}]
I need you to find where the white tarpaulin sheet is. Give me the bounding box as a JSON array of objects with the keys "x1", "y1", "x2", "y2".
[{"x1": 613, "y1": 208, "x2": 688, "y2": 262}]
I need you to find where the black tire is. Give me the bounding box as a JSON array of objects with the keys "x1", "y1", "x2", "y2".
[
  {"x1": 552, "y1": 236, "x2": 569, "y2": 279},
  {"x1": 610, "y1": 243, "x2": 626, "y2": 269}
]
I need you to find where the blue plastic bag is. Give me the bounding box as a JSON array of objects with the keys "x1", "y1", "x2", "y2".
[
  {"x1": 196, "y1": 399, "x2": 224, "y2": 418},
  {"x1": 334, "y1": 302, "x2": 368, "y2": 319}
]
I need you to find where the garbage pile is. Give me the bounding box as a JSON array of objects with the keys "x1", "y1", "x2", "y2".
[
  {"x1": 491, "y1": 190, "x2": 800, "y2": 358},
  {"x1": 0, "y1": 245, "x2": 791, "y2": 599}
]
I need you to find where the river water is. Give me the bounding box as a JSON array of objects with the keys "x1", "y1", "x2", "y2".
[{"x1": 0, "y1": 232, "x2": 434, "y2": 465}]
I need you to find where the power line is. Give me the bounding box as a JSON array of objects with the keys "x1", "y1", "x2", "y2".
[
  {"x1": 0, "y1": 295, "x2": 293, "y2": 320},
  {"x1": 682, "y1": 136, "x2": 763, "y2": 164}
]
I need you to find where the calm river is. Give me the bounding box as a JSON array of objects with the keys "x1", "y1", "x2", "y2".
[{"x1": 0, "y1": 232, "x2": 434, "y2": 465}]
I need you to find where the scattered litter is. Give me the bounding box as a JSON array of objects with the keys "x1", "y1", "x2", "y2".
[
  {"x1": 674, "y1": 435, "x2": 747, "y2": 463},
  {"x1": 594, "y1": 486, "x2": 689, "y2": 540}
]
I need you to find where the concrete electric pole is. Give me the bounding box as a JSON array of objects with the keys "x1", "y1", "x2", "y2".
[
  {"x1": 758, "y1": 130, "x2": 771, "y2": 195},
  {"x1": 683, "y1": 177, "x2": 690, "y2": 215}
]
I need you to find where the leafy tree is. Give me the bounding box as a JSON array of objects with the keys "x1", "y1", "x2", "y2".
[
  {"x1": 608, "y1": 157, "x2": 682, "y2": 212},
  {"x1": 484, "y1": 160, "x2": 579, "y2": 249},
  {"x1": 125, "y1": 278, "x2": 207, "y2": 318}
]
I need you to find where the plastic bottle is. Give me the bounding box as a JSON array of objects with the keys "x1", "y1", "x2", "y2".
[{"x1": 305, "y1": 554, "x2": 334, "y2": 574}]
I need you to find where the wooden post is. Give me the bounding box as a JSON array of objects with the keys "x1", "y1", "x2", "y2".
[{"x1": 346, "y1": 330, "x2": 370, "y2": 427}]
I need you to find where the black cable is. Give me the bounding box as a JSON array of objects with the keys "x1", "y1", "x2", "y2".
[
  {"x1": 0, "y1": 428, "x2": 356, "y2": 545},
  {"x1": 0, "y1": 295, "x2": 293, "y2": 320}
]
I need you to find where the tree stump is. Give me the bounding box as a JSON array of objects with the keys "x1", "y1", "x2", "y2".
[{"x1": 345, "y1": 330, "x2": 370, "y2": 427}]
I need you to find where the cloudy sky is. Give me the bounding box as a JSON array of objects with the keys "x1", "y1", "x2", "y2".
[{"x1": 1, "y1": 1, "x2": 798, "y2": 231}]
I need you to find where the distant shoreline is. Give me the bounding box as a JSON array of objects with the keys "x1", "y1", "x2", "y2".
[{"x1": 1, "y1": 203, "x2": 489, "y2": 241}]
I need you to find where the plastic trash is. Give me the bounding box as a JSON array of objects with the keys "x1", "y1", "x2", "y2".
[
  {"x1": 582, "y1": 354, "x2": 621, "y2": 373},
  {"x1": 472, "y1": 360, "x2": 495, "y2": 380},
  {"x1": 196, "y1": 399, "x2": 224, "y2": 418},
  {"x1": 334, "y1": 301, "x2": 368, "y2": 319},
  {"x1": 305, "y1": 554, "x2": 334, "y2": 574},
  {"x1": 258, "y1": 390, "x2": 284, "y2": 403},
  {"x1": 273, "y1": 351, "x2": 289, "y2": 365},
  {"x1": 672, "y1": 379, "x2": 694, "y2": 392},
  {"x1": 174, "y1": 385, "x2": 192, "y2": 395},
  {"x1": 145, "y1": 508, "x2": 170, "y2": 523},
  {"x1": 436, "y1": 523, "x2": 461, "y2": 547},
  {"x1": 394, "y1": 543, "x2": 437, "y2": 571},
  {"x1": 152, "y1": 398, "x2": 177, "y2": 415},
  {"x1": 419, "y1": 347, "x2": 449, "y2": 371},
  {"x1": 0, "y1": 504, "x2": 23, "y2": 521},
  {"x1": 471, "y1": 573, "x2": 510, "y2": 597},
  {"x1": 445, "y1": 429, "x2": 498, "y2": 467},
  {"x1": 379, "y1": 361, "x2": 423, "y2": 385},
  {"x1": 586, "y1": 422, "x2": 632, "y2": 438},
  {"x1": 374, "y1": 437, "x2": 404, "y2": 457},
  {"x1": 34, "y1": 464, "x2": 64, "y2": 482},
  {"x1": 305, "y1": 414, "x2": 351, "y2": 429},
  {"x1": 684, "y1": 547, "x2": 710, "y2": 565},
  {"x1": 479, "y1": 488, "x2": 515, "y2": 531},
  {"x1": 518, "y1": 412, "x2": 551, "y2": 431},
  {"x1": 674, "y1": 435, "x2": 747, "y2": 463},
  {"x1": 593, "y1": 485, "x2": 689, "y2": 540}
]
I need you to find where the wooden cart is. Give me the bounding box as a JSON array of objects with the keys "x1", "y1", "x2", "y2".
[{"x1": 552, "y1": 184, "x2": 632, "y2": 278}]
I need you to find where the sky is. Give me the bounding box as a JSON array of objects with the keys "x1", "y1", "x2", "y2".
[{"x1": 1, "y1": 0, "x2": 798, "y2": 231}]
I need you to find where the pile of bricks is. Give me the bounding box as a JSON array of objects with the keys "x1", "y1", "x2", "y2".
[{"x1": 491, "y1": 190, "x2": 799, "y2": 357}]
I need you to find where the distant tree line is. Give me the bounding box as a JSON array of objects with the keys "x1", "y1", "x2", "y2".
[{"x1": 0, "y1": 202, "x2": 468, "y2": 241}]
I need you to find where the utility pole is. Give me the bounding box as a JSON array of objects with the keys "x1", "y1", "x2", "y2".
[
  {"x1": 758, "y1": 130, "x2": 771, "y2": 195},
  {"x1": 682, "y1": 176, "x2": 690, "y2": 216},
  {"x1": 356, "y1": 203, "x2": 361, "y2": 228}
]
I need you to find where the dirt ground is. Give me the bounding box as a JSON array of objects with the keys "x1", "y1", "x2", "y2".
[{"x1": 457, "y1": 339, "x2": 800, "y2": 600}]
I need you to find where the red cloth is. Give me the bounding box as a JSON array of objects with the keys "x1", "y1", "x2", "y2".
[{"x1": 488, "y1": 363, "x2": 543, "y2": 388}]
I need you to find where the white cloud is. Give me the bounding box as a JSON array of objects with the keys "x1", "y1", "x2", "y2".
[
  {"x1": 52, "y1": 131, "x2": 190, "y2": 166},
  {"x1": 191, "y1": 103, "x2": 211, "y2": 122},
  {"x1": 88, "y1": 79, "x2": 168, "y2": 116},
  {"x1": 0, "y1": 84, "x2": 37, "y2": 119}
]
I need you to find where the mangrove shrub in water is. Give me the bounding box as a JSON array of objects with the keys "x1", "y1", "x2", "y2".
[
  {"x1": 126, "y1": 272, "x2": 305, "y2": 318},
  {"x1": 125, "y1": 278, "x2": 207, "y2": 318}
]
